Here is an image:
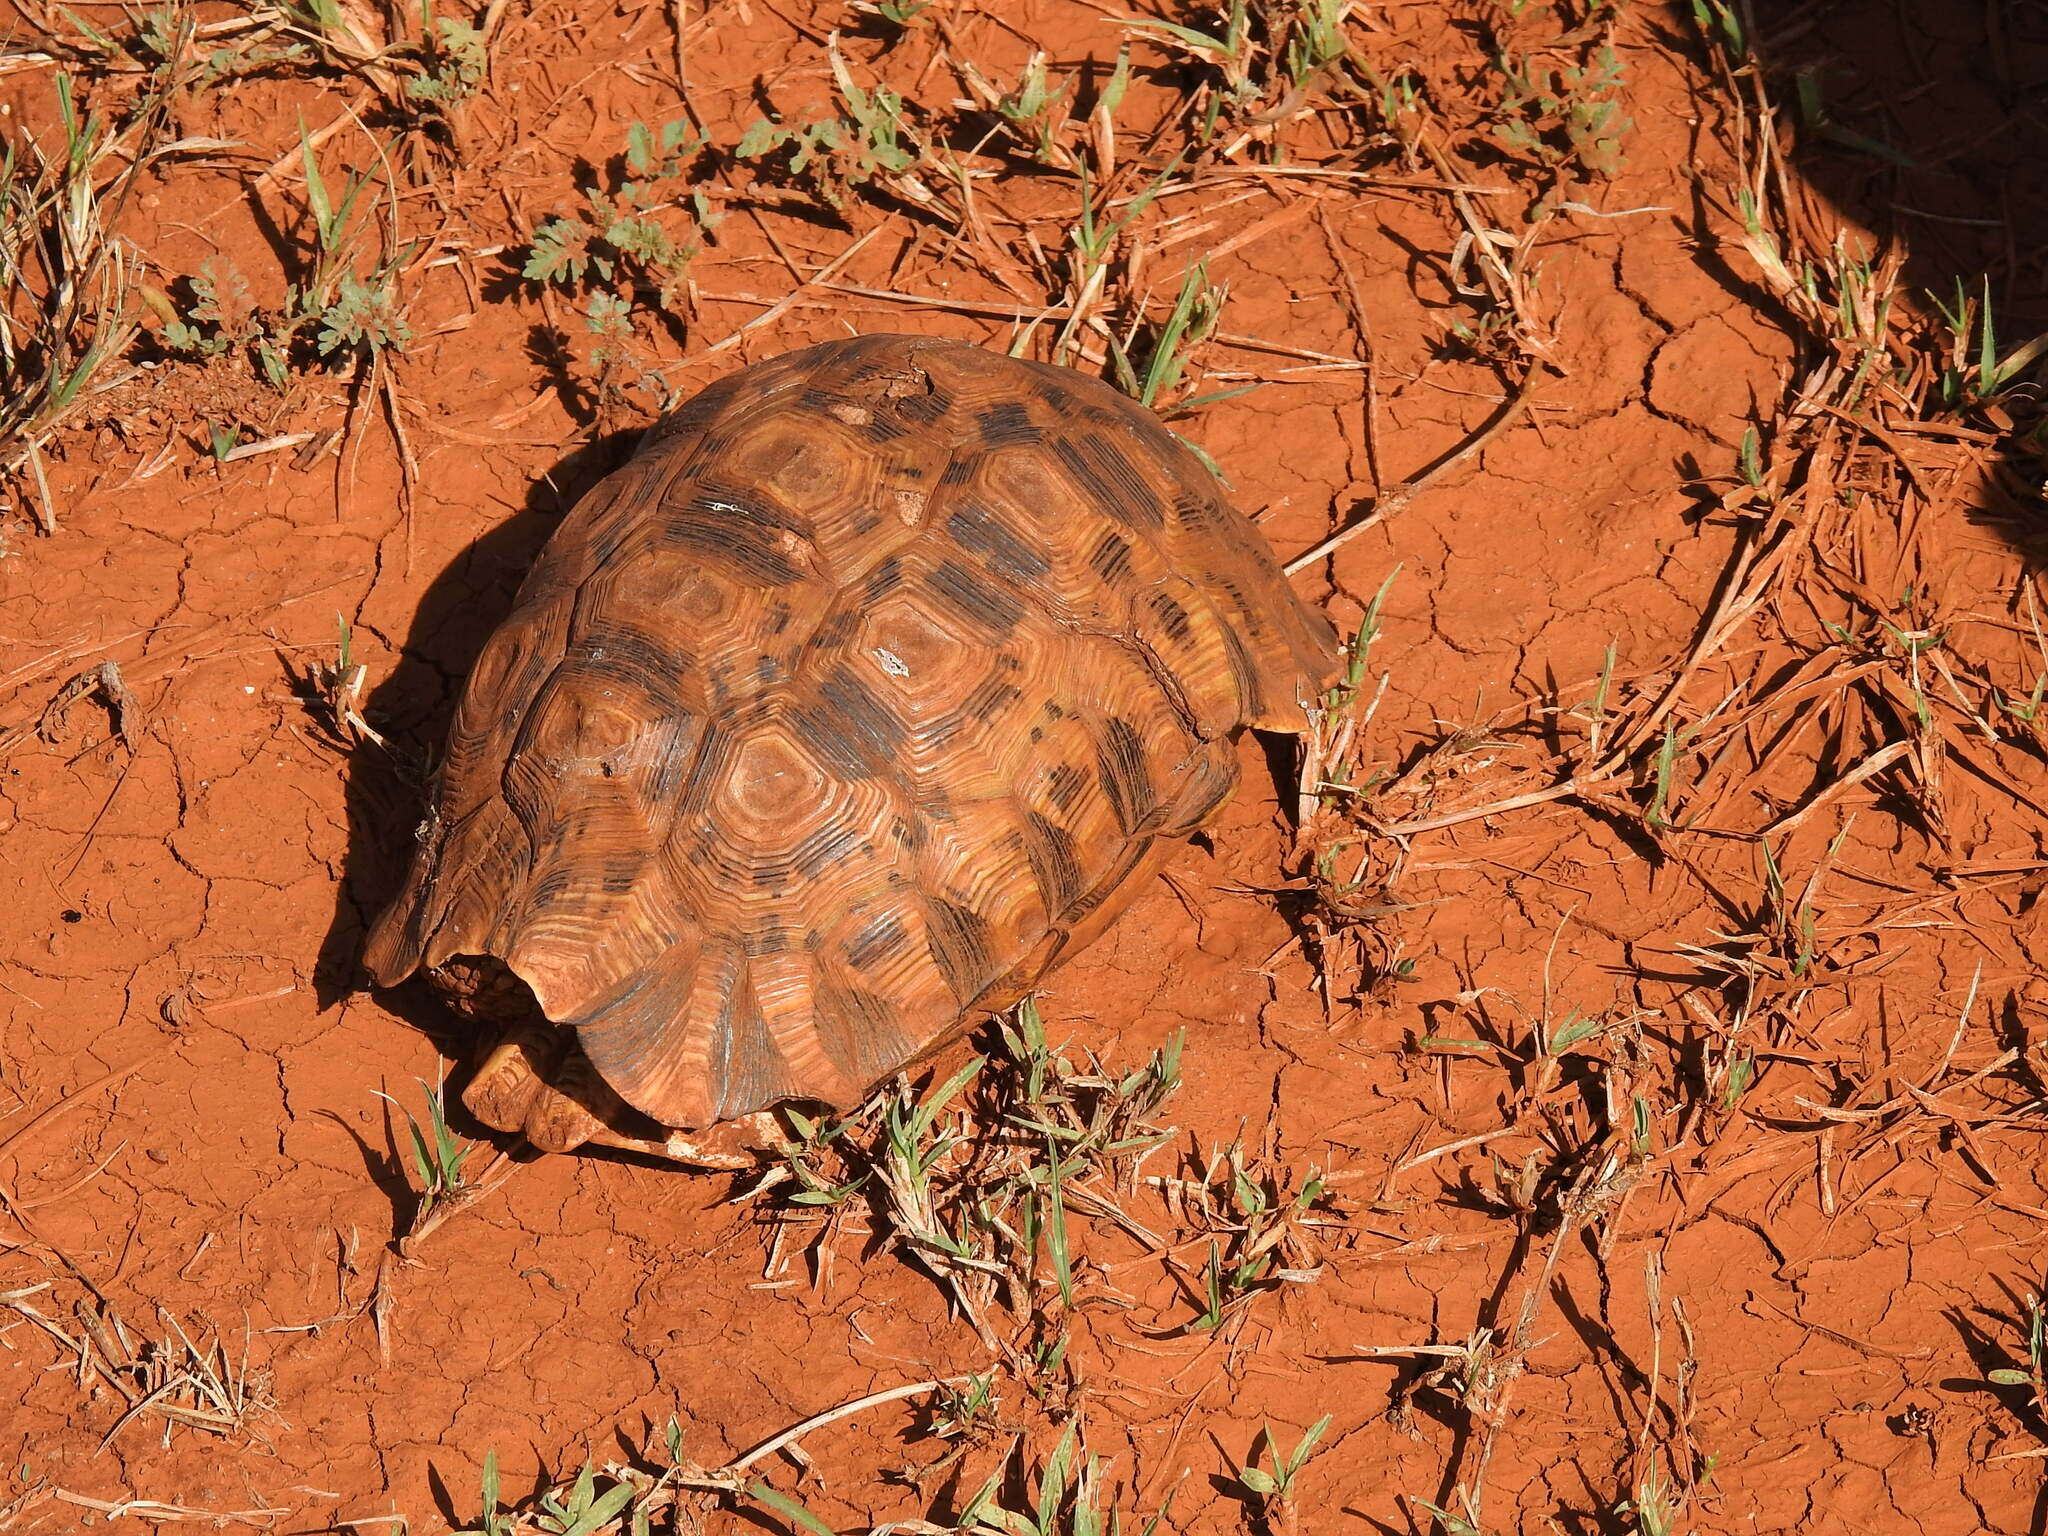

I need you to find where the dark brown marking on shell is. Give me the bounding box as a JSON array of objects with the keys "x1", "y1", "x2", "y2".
[
  {"x1": 846, "y1": 912, "x2": 910, "y2": 969},
  {"x1": 1089, "y1": 530, "x2": 1134, "y2": 586},
  {"x1": 976, "y1": 402, "x2": 1038, "y2": 446},
  {"x1": 788, "y1": 698, "x2": 892, "y2": 781},
  {"x1": 946, "y1": 503, "x2": 1052, "y2": 583},
  {"x1": 925, "y1": 897, "x2": 997, "y2": 1003},
  {"x1": 1022, "y1": 811, "x2": 1085, "y2": 915},
  {"x1": 957, "y1": 675, "x2": 1025, "y2": 728},
  {"x1": 1045, "y1": 762, "x2": 1090, "y2": 812},
  {"x1": 790, "y1": 825, "x2": 865, "y2": 878},
  {"x1": 863, "y1": 557, "x2": 906, "y2": 602},
  {"x1": 816, "y1": 666, "x2": 908, "y2": 758},
  {"x1": 1093, "y1": 716, "x2": 1158, "y2": 837},
  {"x1": 1150, "y1": 592, "x2": 1195, "y2": 645},
  {"x1": 892, "y1": 389, "x2": 950, "y2": 429},
  {"x1": 924, "y1": 559, "x2": 1024, "y2": 636},
  {"x1": 1052, "y1": 437, "x2": 1165, "y2": 529}
]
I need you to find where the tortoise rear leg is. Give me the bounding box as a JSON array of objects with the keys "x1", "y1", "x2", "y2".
[
  {"x1": 463, "y1": 1017, "x2": 611, "y2": 1153},
  {"x1": 465, "y1": 1017, "x2": 780, "y2": 1165},
  {"x1": 582, "y1": 1110, "x2": 784, "y2": 1170},
  {"x1": 462, "y1": 1017, "x2": 565, "y2": 1136}
]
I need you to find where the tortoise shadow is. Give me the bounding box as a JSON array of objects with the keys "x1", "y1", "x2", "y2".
[
  {"x1": 1737, "y1": 0, "x2": 2048, "y2": 566},
  {"x1": 311, "y1": 428, "x2": 645, "y2": 1035}
]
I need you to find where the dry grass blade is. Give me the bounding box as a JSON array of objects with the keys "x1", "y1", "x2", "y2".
[
  {"x1": 0, "y1": 76, "x2": 172, "y2": 533},
  {"x1": 0, "y1": 1282, "x2": 279, "y2": 1450},
  {"x1": 743, "y1": 999, "x2": 1184, "y2": 1356},
  {"x1": 44, "y1": 1489, "x2": 287, "y2": 1527},
  {"x1": 1284, "y1": 373, "x2": 1542, "y2": 575}
]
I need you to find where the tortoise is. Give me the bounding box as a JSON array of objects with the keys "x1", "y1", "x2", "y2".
[{"x1": 363, "y1": 333, "x2": 1336, "y2": 1167}]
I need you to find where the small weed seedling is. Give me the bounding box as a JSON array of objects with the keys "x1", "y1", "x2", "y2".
[
  {"x1": 1236, "y1": 1414, "x2": 1333, "y2": 1533},
  {"x1": 748, "y1": 998, "x2": 1182, "y2": 1355},
  {"x1": 853, "y1": 0, "x2": 934, "y2": 27},
  {"x1": 292, "y1": 126, "x2": 415, "y2": 369},
  {"x1": 309, "y1": 614, "x2": 388, "y2": 750},
  {"x1": 378, "y1": 1078, "x2": 473, "y2": 1238},
  {"x1": 1929, "y1": 276, "x2": 2036, "y2": 408},
  {"x1": 737, "y1": 35, "x2": 940, "y2": 214},
  {"x1": 1162, "y1": 1148, "x2": 1329, "y2": 1334},
  {"x1": 1122, "y1": 0, "x2": 1358, "y2": 151},
  {"x1": 1488, "y1": 45, "x2": 1634, "y2": 179},
  {"x1": 0, "y1": 75, "x2": 170, "y2": 531},
  {"x1": 521, "y1": 116, "x2": 722, "y2": 415},
  {"x1": 949, "y1": 1420, "x2": 1168, "y2": 1536},
  {"x1": 1987, "y1": 1288, "x2": 2047, "y2": 1445},
  {"x1": 524, "y1": 118, "x2": 719, "y2": 314},
  {"x1": 1108, "y1": 259, "x2": 1243, "y2": 419},
  {"x1": 402, "y1": 0, "x2": 490, "y2": 113},
  {"x1": 155, "y1": 123, "x2": 416, "y2": 386}
]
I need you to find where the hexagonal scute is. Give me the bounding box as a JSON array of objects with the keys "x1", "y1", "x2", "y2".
[
  {"x1": 848, "y1": 586, "x2": 1066, "y2": 764},
  {"x1": 590, "y1": 523, "x2": 827, "y2": 706},
  {"x1": 966, "y1": 444, "x2": 1131, "y2": 628},
  {"x1": 665, "y1": 693, "x2": 902, "y2": 906},
  {"x1": 712, "y1": 410, "x2": 890, "y2": 573},
  {"x1": 499, "y1": 666, "x2": 697, "y2": 845},
  {"x1": 365, "y1": 333, "x2": 1339, "y2": 1138}
]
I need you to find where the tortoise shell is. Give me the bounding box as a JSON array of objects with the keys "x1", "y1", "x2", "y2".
[{"x1": 364, "y1": 334, "x2": 1335, "y2": 1156}]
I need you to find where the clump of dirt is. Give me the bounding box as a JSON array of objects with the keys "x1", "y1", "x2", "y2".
[{"x1": 2, "y1": 2, "x2": 2046, "y2": 1534}]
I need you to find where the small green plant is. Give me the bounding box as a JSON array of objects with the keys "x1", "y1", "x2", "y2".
[
  {"x1": 1988, "y1": 1289, "x2": 2047, "y2": 1428},
  {"x1": 1999, "y1": 671, "x2": 2048, "y2": 725},
  {"x1": 1174, "y1": 1148, "x2": 1328, "y2": 1333},
  {"x1": 1048, "y1": 154, "x2": 1183, "y2": 366},
  {"x1": 154, "y1": 256, "x2": 260, "y2": 360},
  {"x1": 951, "y1": 1422, "x2": 1168, "y2": 1536},
  {"x1": 379, "y1": 1078, "x2": 473, "y2": 1231},
  {"x1": 747, "y1": 999, "x2": 1183, "y2": 1348},
  {"x1": 403, "y1": 0, "x2": 489, "y2": 108},
  {"x1": 530, "y1": 1463, "x2": 636, "y2": 1536},
  {"x1": 997, "y1": 53, "x2": 1074, "y2": 167},
  {"x1": 1489, "y1": 45, "x2": 1634, "y2": 178},
  {"x1": 932, "y1": 1371, "x2": 1001, "y2": 1441},
  {"x1": 1929, "y1": 277, "x2": 2033, "y2": 407},
  {"x1": 953, "y1": 45, "x2": 1129, "y2": 172},
  {"x1": 56, "y1": 4, "x2": 315, "y2": 91},
  {"x1": 1278, "y1": 0, "x2": 1352, "y2": 91},
  {"x1": 853, "y1": 0, "x2": 934, "y2": 25},
  {"x1": 457, "y1": 1450, "x2": 512, "y2": 1536},
  {"x1": 1236, "y1": 1414, "x2": 1333, "y2": 1529},
  {"x1": 1123, "y1": 0, "x2": 1257, "y2": 116},
  {"x1": 737, "y1": 37, "x2": 932, "y2": 212},
  {"x1": 1617, "y1": 1447, "x2": 1683, "y2": 1536},
  {"x1": 1689, "y1": 0, "x2": 1747, "y2": 67},
  {"x1": 310, "y1": 613, "x2": 388, "y2": 749},
  {"x1": 1108, "y1": 259, "x2": 1239, "y2": 414},
  {"x1": 0, "y1": 74, "x2": 168, "y2": 531},
  {"x1": 59, "y1": 1, "x2": 489, "y2": 122},
  {"x1": 157, "y1": 123, "x2": 416, "y2": 382},
  {"x1": 1410, "y1": 1496, "x2": 1483, "y2": 1536},
  {"x1": 291, "y1": 124, "x2": 415, "y2": 367},
  {"x1": 1122, "y1": 0, "x2": 1355, "y2": 145},
  {"x1": 523, "y1": 117, "x2": 718, "y2": 313}
]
